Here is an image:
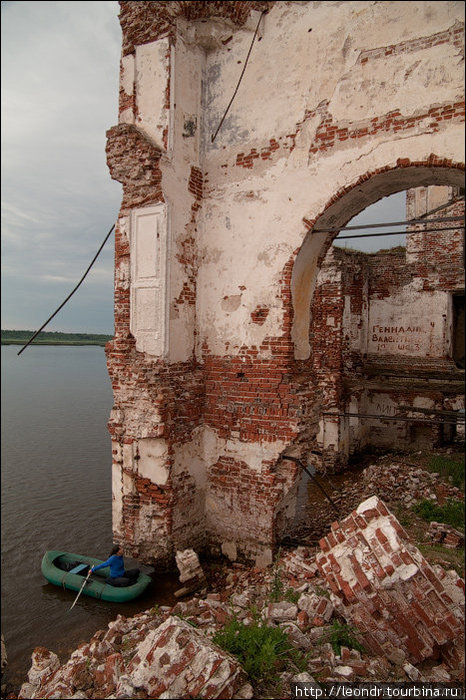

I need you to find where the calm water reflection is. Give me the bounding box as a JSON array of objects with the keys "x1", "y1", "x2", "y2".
[{"x1": 1, "y1": 345, "x2": 178, "y2": 688}]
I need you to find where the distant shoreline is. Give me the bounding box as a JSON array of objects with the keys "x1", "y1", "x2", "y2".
[
  {"x1": 1, "y1": 340, "x2": 109, "y2": 346},
  {"x1": 1, "y1": 330, "x2": 113, "y2": 347}
]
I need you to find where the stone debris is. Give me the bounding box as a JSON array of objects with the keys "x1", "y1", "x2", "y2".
[
  {"x1": 265, "y1": 601, "x2": 298, "y2": 623},
  {"x1": 121, "y1": 617, "x2": 251, "y2": 699},
  {"x1": 14, "y1": 496, "x2": 464, "y2": 699},
  {"x1": 19, "y1": 615, "x2": 252, "y2": 700},
  {"x1": 297, "y1": 591, "x2": 334, "y2": 625},
  {"x1": 289, "y1": 458, "x2": 463, "y2": 545},
  {"x1": 316, "y1": 496, "x2": 465, "y2": 670},
  {"x1": 175, "y1": 548, "x2": 207, "y2": 597},
  {"x1": 428, "y1": 521, "x2": 465, "y2": 549}
]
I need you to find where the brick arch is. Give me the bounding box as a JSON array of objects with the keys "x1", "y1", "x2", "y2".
[{"x1": 291, "y1": 158, "x2": 465, "y2": 360}]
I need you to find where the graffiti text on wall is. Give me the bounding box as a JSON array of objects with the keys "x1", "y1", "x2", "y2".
[{"x1": 371, "y1": 324, "x2": 426, "y2": 352}]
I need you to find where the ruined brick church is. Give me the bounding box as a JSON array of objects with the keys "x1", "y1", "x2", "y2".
[{"x1": 105, "y1": 1, "x2": 465, "y2": 567}]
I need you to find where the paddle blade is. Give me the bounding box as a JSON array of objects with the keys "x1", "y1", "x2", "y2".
[{"x1": 68, "y1": 570, "x2": 91, "y2": 612}]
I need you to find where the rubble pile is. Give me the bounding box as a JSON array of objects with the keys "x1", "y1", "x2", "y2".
[
  {"x1": 15, "y1": 497, "x2": 464, "y2": 699},
  {"x1": 289, "y1": 457, "x2": 463, "y2": 545},
  {"x1": 360, "y1": 461, "x2": 463, "y2": 507},
  {"x1": 428, "y1": 521, "x2": 465, "y2": 549}
]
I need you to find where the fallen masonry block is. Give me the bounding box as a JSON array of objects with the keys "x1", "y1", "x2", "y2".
[
  {"x1": 265, "y1": 601, "x2": 298, "y2": 622},
  {"x1": 298, "y1": 591, "x2": 334, "y2": 625},
  {"x1": 19, "y1": 647, "x2": 60, "y2": 699},
  {"x1": 175, "y1": 548, "x2": 207, "y2": 597},
  {"x1": 281, "y1": 546, "x2": 319, "y2": 579},
  {"x1": 316, "y1": 496, "x2": 465, "y2": 671},
  {"x1": 124, "y1": 616, "x2": 252, "y2": 698}
]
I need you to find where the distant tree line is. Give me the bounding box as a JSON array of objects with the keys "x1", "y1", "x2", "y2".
[{"x1": 1, "y1": 330, "x2": 113, "y2": 346}]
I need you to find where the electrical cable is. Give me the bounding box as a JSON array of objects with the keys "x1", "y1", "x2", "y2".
[
  {"x1": 314, "y1": 214, "x2": 464, "y2": 234},
  {"x1": 17, "y1": 222, "x2": 116, "y2": 356},
  {"x1": 335, "y1": 224, "x2": 464, "y2": 241},
  {"x1": 211, "y1": 10, "x2": 266, "y2": 143}
]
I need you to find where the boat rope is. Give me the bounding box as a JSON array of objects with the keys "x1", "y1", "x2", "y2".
[{"x1": 17, "y1": 222, "x2": 116, "y2": 356}]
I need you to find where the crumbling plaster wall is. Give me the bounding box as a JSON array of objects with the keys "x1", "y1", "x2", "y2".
[{"x1": 106, "y1": 0, "x2": 465, "y2": 566}]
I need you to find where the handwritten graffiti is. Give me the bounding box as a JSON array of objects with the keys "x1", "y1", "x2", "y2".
[{"x1": 371, "y1": 324, "x2": 427, "y2": 352}]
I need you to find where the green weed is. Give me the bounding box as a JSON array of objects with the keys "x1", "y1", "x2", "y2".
[
  {"x1": 269, "y1": 564, "x2": 285, "y2": 602},
  {"x1": 314, "y1": 585, "x2": 330, "y2": 599},
  {"x1": 427, "y1": 455, "x2": 464, "y2": 490},
  {"x1": 284, "y1": 587, "x2": 301, "y2": 604},
  {"x1": 213, "y1": 616, "x2": 307, "y2": 681},
  {"x1": 418, "y1": 543, "x2": 465, "y2": 578},
  {"x1": 412, "y1": 498, "x2": 464, "y2": 531},
  {"x1": 324, "y1": 619, "x2": 365, "y2": 655}
]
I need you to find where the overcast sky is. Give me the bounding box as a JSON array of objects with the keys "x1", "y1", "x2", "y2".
[
  {"x1": 1, "y1": 1, "x2": 406, "y2": 336},
  {"x1": 1, "y1": 0, "x2": 121, "y2": 334}
]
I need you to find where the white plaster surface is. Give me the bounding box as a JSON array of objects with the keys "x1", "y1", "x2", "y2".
[
  {"x1": 368, "y1": 288, "x2": 448, "y2": 356},
  {"x1": 137, "y1": 439, "x2": 169, "y2": 485},
  {"x1": 135, "y1": 40, "x2": 170, "y2": 148}
]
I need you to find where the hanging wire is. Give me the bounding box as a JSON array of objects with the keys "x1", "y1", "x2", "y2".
[
  {"x1": 315, "y1": 214, "x2": 464, "y2": 234},
  {"x1": 211, "y1": 10, "x2": 267, "y2": 143},
  {"x1": 336, "y1": 224, "x2": 464, "y2": 241},
  {"x1": 17, "y1": 222, "x2": 116, "y2": 356}
]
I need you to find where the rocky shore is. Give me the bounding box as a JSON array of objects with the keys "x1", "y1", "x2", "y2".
[{"x1": 3, "y1": 454, "x2": 465, "y2": 699}]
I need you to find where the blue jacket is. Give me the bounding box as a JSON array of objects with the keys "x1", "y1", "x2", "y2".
[{"x1": 92, "y1": 554, "x2": 125, "y2": 579}]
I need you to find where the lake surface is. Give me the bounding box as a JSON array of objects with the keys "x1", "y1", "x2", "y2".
[{"x1": 1, "y1": 345, "x2": 179, "y2": 690}]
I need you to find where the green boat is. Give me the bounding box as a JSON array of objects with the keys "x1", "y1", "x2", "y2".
[{"x1": 41, "y1": 550, "x2": 152, "y2": 603}]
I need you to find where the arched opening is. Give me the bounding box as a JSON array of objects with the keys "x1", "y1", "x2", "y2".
[
  {"x1": 291, "y1": 162, "x2": 464, "y2": 476},
  {"x1": 291, "y1": 162, "x2": 465, "y2": 360}
]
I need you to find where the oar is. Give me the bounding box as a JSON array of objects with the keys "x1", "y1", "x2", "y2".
[{"x1": 68, "y1": 568, "x2": 92, "y2": 612}]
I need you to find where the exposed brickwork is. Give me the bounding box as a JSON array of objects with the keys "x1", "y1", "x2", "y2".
[
  {"x1": 119, "y1": 0, "x2": 273, "y2": 55},
  {"x1": 106, "y1": 124, "x2": 164, "y2": 211},
  {"x1": 357, "y1": 20, "x2": 464, "y2": 64},
  {"x1": 316, "y1": 497, "x2": 465, "y2": 668},
  {"x1": 236, "y1": 138, "x2": 280, "y2": 168},
  {"x1": 231, "y1": 104, "x2": 465, "y2": 172},
  {"x1": 250, "y1": 305, "x2": 270, "y2": 325},
  {"x1": 407, "y1": 197, "x2": 465, "y2": 290},
  {"x1": 207, "y1": 455, "x2": 300, "y2": 556},
  {"x1": 106, "y1": 344, "x2": 204, "y2": 444},
  {"x1": 303, "y1": 157, "x2": 464, "y2": 233}
]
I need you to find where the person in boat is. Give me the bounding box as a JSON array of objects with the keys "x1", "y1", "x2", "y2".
[{"x1": 90, "y1": 544, "x2": 140, "y2": 587}]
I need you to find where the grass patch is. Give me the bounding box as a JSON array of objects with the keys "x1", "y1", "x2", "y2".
[
  {"x1": 283, "y1": 587, "x2": 301, "y2": 604},
  {"x1": 412, "y1": 498, "x2": 464, "y2": 531},
  {"x1": 392, "y1": 504, "x2": 415, "y2": 529},
  {"x1": 324, "y1": 619, "x2": 365, "y2": 656},
  {"x1": 427, "y1": 454, "x2": 464, "y2": 490},
  {"x1": 213, "y1": 614, "x2": 307, "y2": 681}
]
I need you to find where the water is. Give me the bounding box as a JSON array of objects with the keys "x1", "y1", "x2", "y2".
[{"x1": 1, "y1": 345, "x2": 179, "y2": 690}]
